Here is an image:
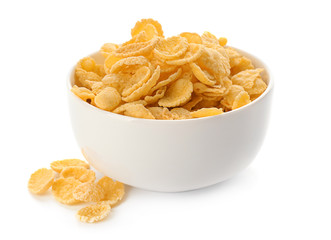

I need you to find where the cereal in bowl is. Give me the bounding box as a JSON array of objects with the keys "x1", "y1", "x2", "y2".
[{"x1": 72, "y1": 19, "x2": 267, "y2": 119}]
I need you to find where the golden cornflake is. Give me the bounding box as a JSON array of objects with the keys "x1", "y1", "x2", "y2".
[
  {"x1": 102, "y1": 73, "x2": 130, "y2": 94},
  {"x1": 110, "y1": 56, "x2": 149, "y2": 74},
  {"x1": 221, "y1": 85, "x2": 251, "y2": 110},
  {"x1": 52, "y1": 177, "x2": 82, "y2": 205},
  {"x1": 170, "y1": 108, "x2": 192, "y2": 120},
  {"x1": 149, "y1": 68, "x2": 182, "y2": 94},
  {"x1": 194, "y1": 99, "x2": 220, "y2": 109},
  {"x1": 28, "y1": 168, "x2": 55, "y2": 194},
  {"x1": 158, "y1": 77, "x2": 193, "y2": 107},
  {"x1": 148, "y1": 107, "x2": 173, "y2": 120},
  {"x1": 179, "y1": 32, "x2": 202, "y2": 44},
  {"x1": 60, "y1": 166, "x2": 96, "y2": 183},
  {"x1": 75, "y1": 57, "x2": 105, "y2": 88},
  {"x1": 122, "y1": 103, "x2": 155, "y2": 119},
  {"x1": 78, "y1": 57, "x2": 97, "y2": 72},
  {"x1": 122, "y1": 66, "x2": 152, "y2": 97},
  {"x1": 77, "y1": 203, "x2": 111, "y2": 223},
  {"x1": 190, "y1": 62, "x2": 217, "y2": 86},
  {"x1": 201, "y1": 31, "x2": 219, "y2": 47},
  {"x1": 122, "y1": 66, "x2": 160, "y2": 102},
  {"x1": 94, "y1": 87, "x2": 121, "y2": 111},
  {"x1": 89, "y1": 81, "x2": 106, "y2": 95},
  {"x1": 75, "y1": 68, "x2": 102, "y2": 88},
  {"x1": 71, "y1": 85, "x2": 95, "y2": 104},
  {"x1": 182, "y1": 95, "x2": 203, "y2": 110},
  {"x1": 191, "y1": 108, "x2": 223, "y2": 118},
  {"x1": 153, "y1": 36, "x2": 188, "y2": 60},
  {"x1": 100, "y1": 43, "x2": 119, "y2": 58},
  {"x1": 114, "y1": 38, "x2": 159, "y2": 58},
  {"x1": 77, "y1": 57, "x2": 105, "y2": 77},
  {"x1": 73, "y1": 182, "x2": 105, "y2": 202},
  {"x1": 144, "y1": 86, "x2": 167, "y2": 104},
  {"x1": 97, "y1": 177, "x2": 125, "y2": 206},
  {"x1": 226, "y1": 47, "x2": 255, "y2": 75},
  {"x1": 193, "y1": 82, "x2": 227, "y2": 99},
  {"x1": 50, "y1": 159, "x2": 89, "y2": 173},
  {"x1": 113, "y1": 100, "x2": 147, "y2": 113},
  {"x1": 104, "y1": 54, "x2": 122, "y2": 74},
  {"x1": 218, "y1": 37, "x2": 227, "y2": 46},
  {"x1": 166, "y1": 43, "x2": 203, "y2": 66},
  {"x1": 131, "y1": 18, "x2": 164, "y2": 38},
  {"x1": 150, "y1": 57, "x2": 179, "y2": 73},
  {"x1": 195, "y1": 47, "x2": 230, "y2": 81},
  {"x1": 231, "y1": 68, "x2": 267, "y2": 96}
]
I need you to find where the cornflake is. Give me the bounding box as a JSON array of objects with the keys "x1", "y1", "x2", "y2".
[
  {"x1": 170, "y1": 108, "x2": 192, "y2": 120},
  {"x1": 97, "y1": 176, "x2": 125, "y2": 206},
  {"x1": 60, "y1": 166, "x2": 96, "y2": 183},
  {"x1": 52, "y1": 177, "x2": 82, "y2": 205},
  {"x1": 158, "y1": 77, "x2": 193, "y2": 107},
  {"x1": 221, "y1": 85, "x2": 251, "y2": 110},
  {"x1": 29, "y1": 159, "x2": 126, "y2": 223},
  {"x1": 131, "y1": 18, "x2": 164, "y2": 38},
  {"x1": 191, "y1": 108, "x2": 223, "y2": 118},
  {"x1": 50, "y1": 159, "x2": 89, "y2": 173},
  {"x1": 73, "y1": 182, "x2": 105, "y2": 202},
  {"x1": 148, "y1": 107, "x2": 173, "y2": 120},
  {"x1": 28, "y1": 168, "x2": 55, "y2": 194},
  {"x1": 179, "y1": 32, "x2": 202, "y2": 44},
  {"x1": 77, "y1": 203, "x2": 111, "y2": 223},
  {"x1": 153, "y1": 36, "x2": 188, "y2": 60},
  {"x1": 231, "y1": 68, "x2": 267, "y2": 96},
  {"x1": 94, "y1": 87, "x2": 121, "y2": 111},
  {"x1": 72, "y1": 18, "x2": 267, "y2": 119}
]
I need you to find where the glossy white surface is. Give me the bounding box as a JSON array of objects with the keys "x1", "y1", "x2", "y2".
[{"x1": 68, "y1": 49, "x2": 273, "y2": 192}]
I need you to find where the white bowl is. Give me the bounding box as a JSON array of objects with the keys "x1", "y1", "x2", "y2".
[{"x1": 68, "y1": 48, "x2": 273, "y2": 192}]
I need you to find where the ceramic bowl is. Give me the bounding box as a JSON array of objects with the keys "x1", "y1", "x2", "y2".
[{"x1": 68, "y1": 48, "x2": 273, "y2": 192}]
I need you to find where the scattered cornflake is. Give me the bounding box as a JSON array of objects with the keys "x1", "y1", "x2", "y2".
[
  {"x1": 77, "y1": 203, "x2": 111, "y2": 223},
  {"x1": 73, "y1": 182, "x2": 105, "y2": 202},
  {"x1": 97, "y1": 176, "x2": 125, "y2": 206},
  {"x1": 50, "y1": 159, "x2": 89, "y2": 173},
  {"x1": 60, "y1": 166, "x2": 96, "y2": 183},
  {"x1": 29, "y1": 159, "x2": 126, "y2": 223},
  {"x1": 28, "y1": 168, "x2": 55, "y2": 194},
  {"x1": 52, "y1": 177, "x2": 82, "y2": 205}
]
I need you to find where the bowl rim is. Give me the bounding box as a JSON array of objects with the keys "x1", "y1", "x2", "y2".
[{"x1": 67, "y1": 47, "x2": 273, "y2": 123}]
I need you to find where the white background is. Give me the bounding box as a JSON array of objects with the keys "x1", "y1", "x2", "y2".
[{"x1": 1, "y1": 0, "x2": 330, "y2": 239}]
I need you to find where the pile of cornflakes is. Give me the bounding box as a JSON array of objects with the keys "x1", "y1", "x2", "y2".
[
  {"x1": 28, "y1": 159, "x2": 125, "y2": 223},
  {"x1": 72, "y1": 19, "x2": 267, "y2": 119}
]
